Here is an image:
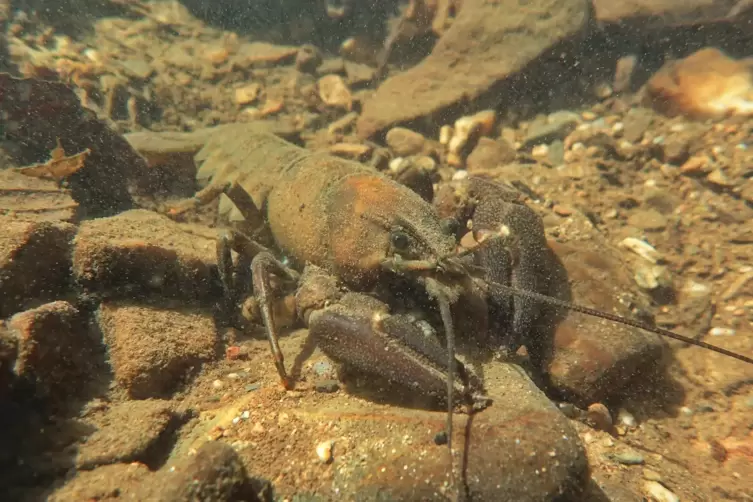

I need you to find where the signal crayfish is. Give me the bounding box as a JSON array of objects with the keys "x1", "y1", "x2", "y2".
[{"x1": 128, "y1": 125, "x2": 753, "y2": 500}]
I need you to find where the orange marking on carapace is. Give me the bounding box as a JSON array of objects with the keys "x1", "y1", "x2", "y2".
[{"x1": 343, "y1": 175, "x2": 403, "y2": 217}]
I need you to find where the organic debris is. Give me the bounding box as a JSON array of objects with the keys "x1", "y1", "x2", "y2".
[{"x1": 13, "y1": 139, "x2": 89, "y2": 182}]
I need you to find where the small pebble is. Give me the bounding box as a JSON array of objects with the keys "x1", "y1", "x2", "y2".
[
  {"x1": 586, "y1": 403, "x2": 613, "y2": 432},
  {"x1": 244, "y1": 383, "x2": 261, "y2": 392},
  {"x1": 212, "y1": 379, "x2": 224, "y2": 390},
  {"x1": 679, "y1": 406, "x2": 693, "y2": 416},
  {"x1": 552, "y1": 204, "x2": 574, "y2": 217},
  {"x1": 312, "y1": 360, "x2": 334, "y2": 377},
  {"x1": 707, "y1": 169, "x2": 735, "y2": 187},
  {"x1": 225, "y1": 345, "x2": 244, "y2": 360},
  {"x1": 234, "y1": 84, "x2": 261, "y2": 106},
  {"x1": 434, "y1": 431, "x2": 448, "y2": 446},
  {"x1": 617, "y1": 408, "x2": 636, "y2": 428},
  {"x1": 531, "y1": 144, "x2": 549, "y2": 158},
  {"x1": 315, "y1": 379, "x2": 340, "y2": 393},
  {"x1": 680, "y1": 155, "x2": 710, "y2": 175},
  {"x1": 439, "y1": 125, "x2": 453, "y2": 145},
  {"x1": 613, "y1": 450, "x2": 645, "y2": 465},
  {"x1": 452, "y1": 170, "x2": 469, "y2": 181},
  {"x1": 389, "y1": 157, "x2": 407, "y2": 172},
  {"x1": 316, "y1": 440, "x2": 335, "y2": 463},
  {"x1": 557, "y1": 402, "x2": 581, "y2": 419},
  {"x1": 695, "y1": 401, "x2": 715, "y2": 413},
  {"x1": 385, "y1": 127, "x2": 426, "y2": 157},
  {"x1": 709, "y1": 439, "x2": 728, "y2": 462},
  {"x1": 708, "y1": 326, "x2": 735, "y2": 336},
  {"x1": 644, "y1": 480, "x2": 679, "y2": 502},
  {"x1": 643, "y1": 468, "x2": 662, "y2": 481}
]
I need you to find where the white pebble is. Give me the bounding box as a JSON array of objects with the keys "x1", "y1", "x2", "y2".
[
  {"x1": 531, "y1": 144, "x2": 549, "y2": 157},
  {"x1": 439, "y1": 125, "x2": 453, "y2": 145},
  {"x1": 682, "y1": 280, "x2": 710, "y2": 297},
  {"x1": 212, "y1": 379, "x2": 224, "y2": 390},
  {"x1": 452, "y1": 170, "x2": 469, "y2": 181},
  {"x1": 709, "y1": 327, "x2": 736, "y2": 336},
  {"x1": 644, "y1": 480, "x2": 679, "y2": 502},
  {"x1": 619, "y1": 237, "x2": 661, "y2": 264},
  {"x1": 316, "y1": 440, "x2": 335, "y2": 463},
  {"x1": 617, "y1": 408, "x2": 636, "y2": 427},
  {"x1": 83, "y1": 48, "x2": 102, "y2": 63},
  {"x1": 389, "y1": 157, "x2": 406, "y2": 172},
  {"x1": 240, "y1": 410, "x2": 250, "y2": 420}
]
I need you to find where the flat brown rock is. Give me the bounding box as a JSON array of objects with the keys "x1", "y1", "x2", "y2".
[
  {"x1": 154, "y1": 442, "x2": 256, "y2": 502},
  {"x1": 97, "y1": 302, "x2": 218, "y2": 398},
  {"x1": 76, "y1": 399, "x2": 179, "y2": 469},
  {"x1": 645, "y1": 48, "x2": 753, "y2": 119},
  {"x1": 546, "y1": 238, "x2": 666, "y2": 405},
  {"x1": 357, "y1": 0, "x2": 590, "y2": 138},
  {"x1": 48, "y1": 463, "x2": 152, "y2": 502},
  {"x1": 0, "y1": 169, "x2": 79, "y2": 223},
  {"x1": 72, "y1": 209, "x2": 219, "y2": 302},
  {"x1": 9, "y1": 301, "x2": 94, "y2": 400},
  {"x1": 592, "y1": 0, "x2": 747, "y2": 26},
  {"x1": 0, "y1": 215, "x2": 76, "y2": 317},
  {"x1": 178, "y1": 361, "x2": 589, "y2": 501}
]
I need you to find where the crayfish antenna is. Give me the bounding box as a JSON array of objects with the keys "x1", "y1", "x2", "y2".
[
  {"x1": 423, "y1": 276, "x2": 461, "y2": 493},
  {"x1": 437, "y1": 293, "x2": 458, "y2": 492},
  {"x1": 488, "y1": 281, "x2": 753, "y2": 365}
]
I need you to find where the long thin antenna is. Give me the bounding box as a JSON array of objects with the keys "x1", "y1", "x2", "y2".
[
  {"x1": 437, "y1": 293, "x2": 457, "y2": 485},
  {"x1": 488, "y1": 281, "x2": 753, "y2": 365}
]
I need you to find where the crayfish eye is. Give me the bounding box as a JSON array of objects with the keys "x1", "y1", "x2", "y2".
[{"x1": 390, "y1": 230, "x2": 411, "y2": 251}]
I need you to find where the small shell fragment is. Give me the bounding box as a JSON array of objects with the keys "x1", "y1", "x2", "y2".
[
  {"x1": 318, "y1": 75, "x2": 352, "y2": 110},
  {"x1": 644, "y1": 480, "x2": 679, "y2": 502},
  {"x1": 316, "y1": 440, "x2": 335, "y2": 463},
  {"x1": 439, "y1": 125, "x2": 453, "y2": 145},
  {"x1": 709, "y1": 326, "x2": 736, "y2": 337},
  {"x1": 619, "y1": 237, "x2": 661, "y2": 263}
]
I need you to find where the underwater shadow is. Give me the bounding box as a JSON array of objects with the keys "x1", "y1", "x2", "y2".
[
  {"x1": 178, "y1": 0, "x2": 399, "y2": 54},
  {"x1": 9, "y1": 0, "x2": 134, "y2": 38},
  {"x1": 532, "y1": 239, "x2": 688, "y2": 415},
  {"x1": 0, "y1": 297, "x2": 111, "y2": 500}
]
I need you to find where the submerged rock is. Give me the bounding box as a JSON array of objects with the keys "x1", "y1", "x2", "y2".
[
  {"x1": 357, "y1": 0, "x2": 590, "y2": 138},
  {"x1": 97, "y1": 302, "x2": 218, "y2": 399}
]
